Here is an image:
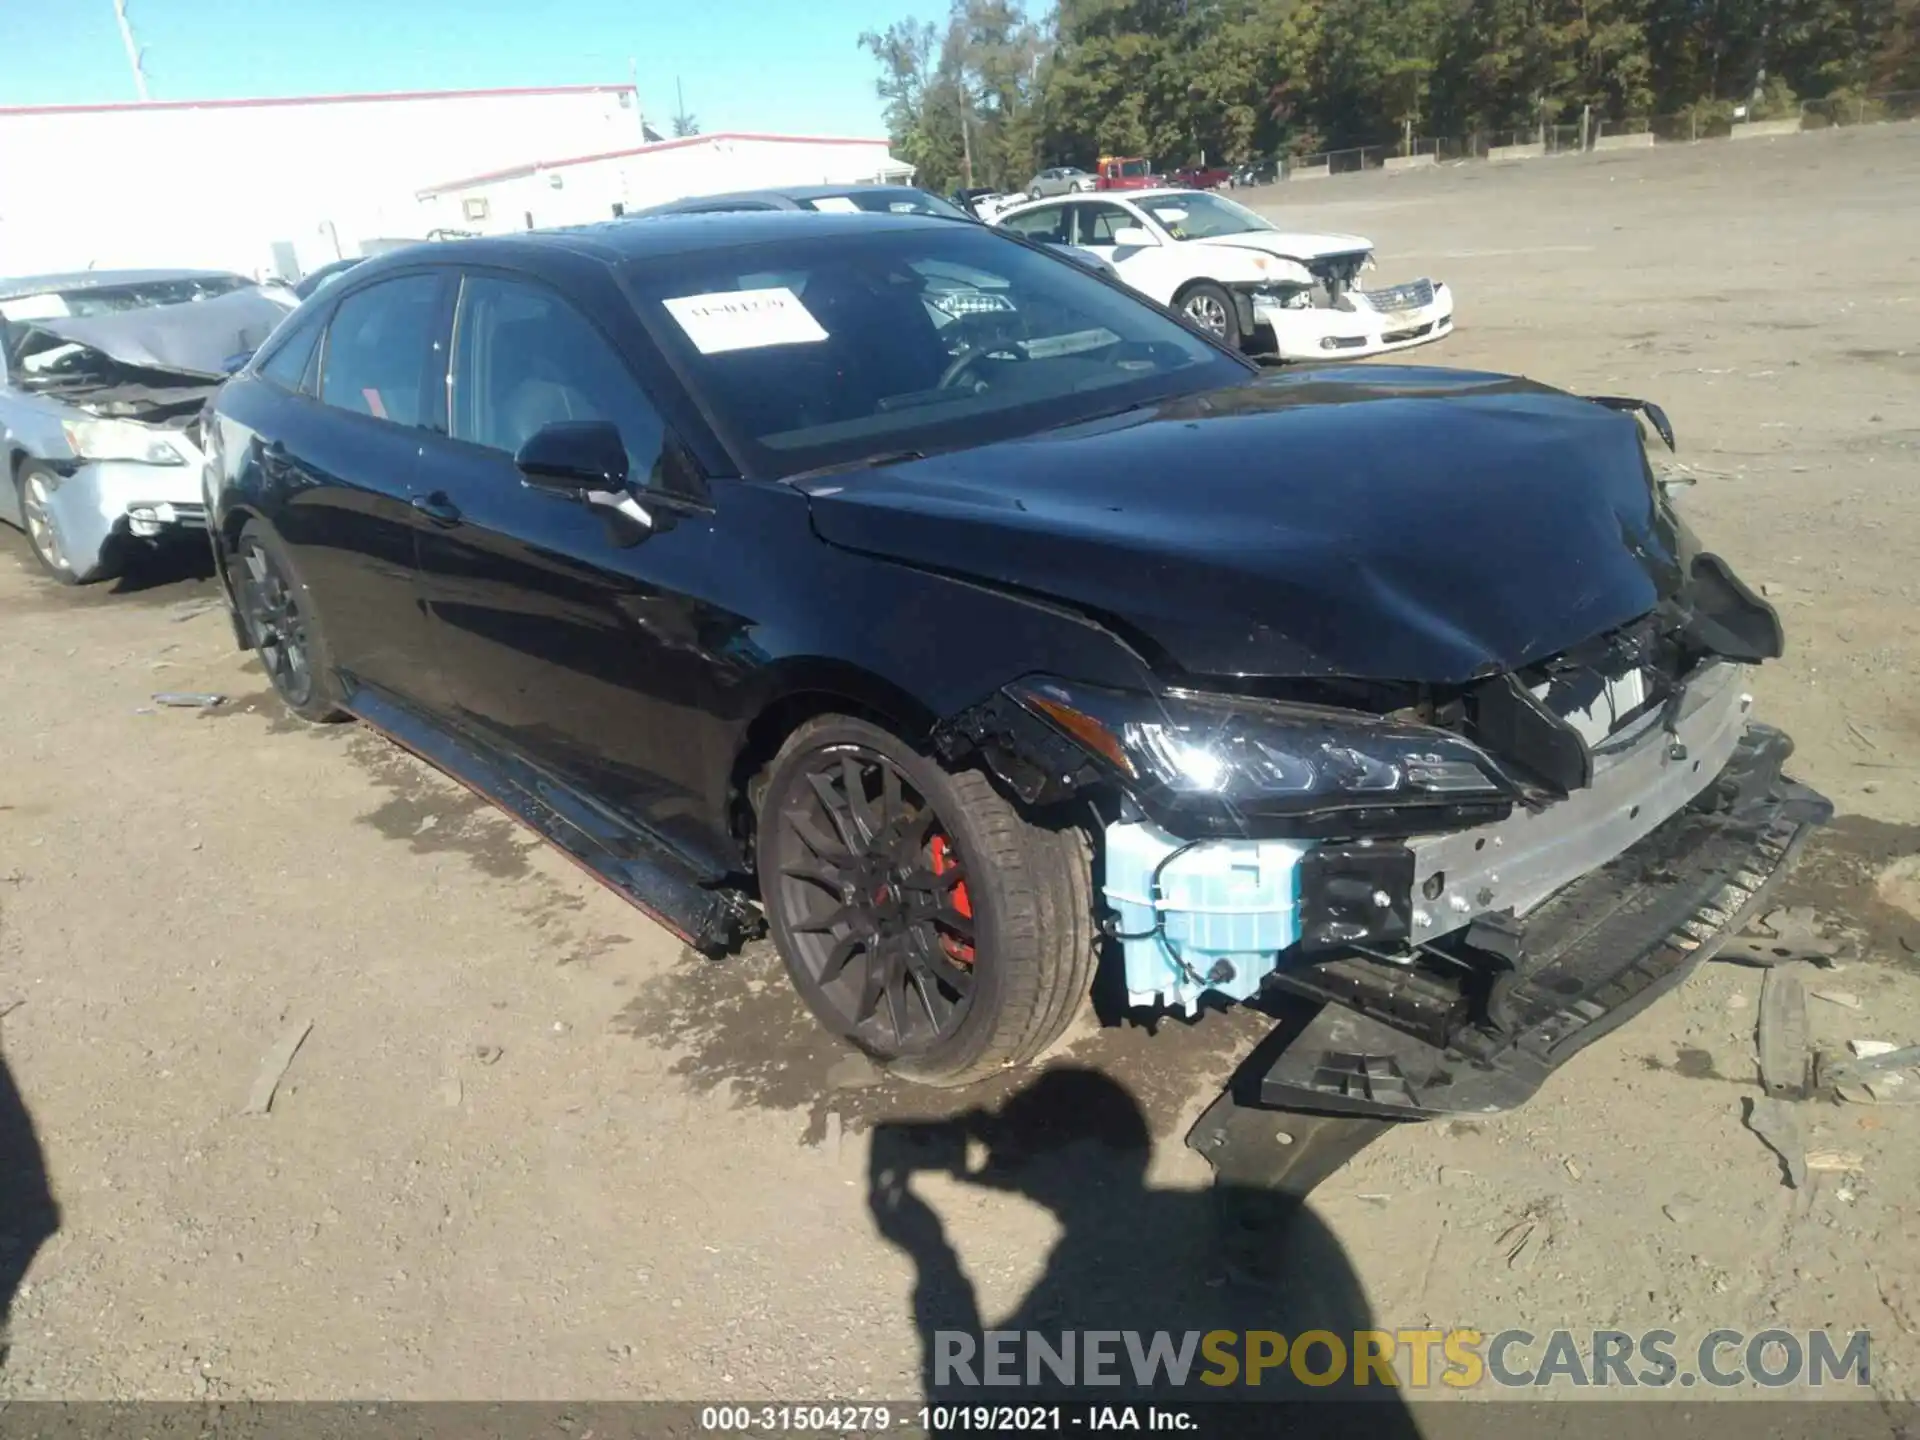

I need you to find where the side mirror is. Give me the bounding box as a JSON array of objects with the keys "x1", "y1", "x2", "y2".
[
  {"x1": 1110, "y1": 226, "x2": 1158, "y2": 248},
  {"x1": 514, "y1": 420, "x2": 629, "y2": 496}
]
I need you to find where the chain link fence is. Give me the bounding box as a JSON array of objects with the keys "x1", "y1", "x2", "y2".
[{"x1": 1279, "y1": 90, "x2": 1917, "y2": 180}]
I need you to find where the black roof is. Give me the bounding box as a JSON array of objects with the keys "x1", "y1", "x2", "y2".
[
  {"x1": 631, "y1": 184, "x2": 958, "y2": 218},
  {"x1": 351, "y1": 209, "x2": 954, "y2": 280}
]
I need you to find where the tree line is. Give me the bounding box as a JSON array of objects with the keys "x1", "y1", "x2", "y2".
[{"x1": 860, "y1": 0, "x2": 1920, "y2": 191}]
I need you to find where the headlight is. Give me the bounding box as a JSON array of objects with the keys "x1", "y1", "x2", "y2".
[
  {"x1": 1009, "y1": 676, "x2": 1513, "y2": 825},
  {"x1": 61, "y1": 418, "x2": 185, "y2": 466}
]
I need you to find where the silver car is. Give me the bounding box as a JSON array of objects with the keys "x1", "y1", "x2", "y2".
[
  {"x1": 1026, "y1": 167, "x2": 1096, "y2": 197},
  {"x1": 0, "y1": 269, "x2": 295, "y2": 583}
]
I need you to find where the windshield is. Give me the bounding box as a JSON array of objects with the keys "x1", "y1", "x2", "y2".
[
  {"x1": 0, "y1": 275, "x2": 252, "y2": 324},
  {"x1": 1137, "y1": 192, "x2": 1274, "y2": 240},
  {"x1": 626, "y1": 224, "x2": 1247, "y2": 479},
  {"x1": 1119, "y1": 159, "x2": 1151, "y2": 178},
  {"x1": 801, "y1": 189, "x2": 973, "y2": 221}
]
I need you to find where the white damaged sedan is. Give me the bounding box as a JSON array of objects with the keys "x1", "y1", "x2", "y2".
[{"x1": 996, "y1": 187, "x2": 1454, "y2": 360}]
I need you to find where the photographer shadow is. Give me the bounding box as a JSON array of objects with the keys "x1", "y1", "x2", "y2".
[
  {"x1": 0, "y1": 1046, "x2": 58, "y2": 1368},
  {"x1": 869, "y1": 1066, "x2": 1421, "y2": 1432}
]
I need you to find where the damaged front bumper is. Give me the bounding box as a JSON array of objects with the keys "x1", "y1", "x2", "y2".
[
  {"x1": 1254, "y1": 279, "x2": 1455, "y2": 360},
  {"x1": 31, "y1": 452, "x2": 209, "y2": 574},
  {"x1": 1237, "y1": 722, "x2": 1827, "y2": 1121}
]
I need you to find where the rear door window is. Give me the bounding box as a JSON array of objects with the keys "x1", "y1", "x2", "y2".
[
  {"x1": 317, "y1": 274, "x2": 444, "y2": 428},
  {"x1": 999, "y1": 204, "x2": 1068, "y2": 244}
]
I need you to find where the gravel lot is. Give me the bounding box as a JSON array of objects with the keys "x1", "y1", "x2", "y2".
[{"x1": 1, "y1": 122, "x2": 1917, "y2": 1403}]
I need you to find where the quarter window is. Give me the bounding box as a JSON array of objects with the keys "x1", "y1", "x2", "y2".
[
  {"x1": 450, "y1": 275, "x2": 664, "y2": 482},
  {"x1": 317, "y1": 274, "x2": 443, "y2": 428},
  {"x1": 255, "y1": 311, "x2": 323, "y2": 391}
]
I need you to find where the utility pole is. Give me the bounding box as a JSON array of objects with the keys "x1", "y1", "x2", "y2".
[
  {"x1": 112, "y1": 0, "x2": 150, "y2": 101},
  {"x1": 959, "y1": 90, "x2": 975, "y2": 187}
]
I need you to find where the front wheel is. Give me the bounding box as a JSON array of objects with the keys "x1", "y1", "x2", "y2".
[
  {"x1": 755, "y1": 715, "x2": 1095, "y2": 1087},
  {"x1": 233, "y1": 519, "x2": 348, "y2": 724},
  {"x1": 1176, "y1": 281, "x2": 1246, "y2": 347},
  {"x1": 16, "y1": 463, "x2": 120, "y2": 585}
]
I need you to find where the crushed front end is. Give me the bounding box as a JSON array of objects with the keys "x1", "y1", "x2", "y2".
[{"x1": 936, "y1": 519, "x2": 1830, "y2": 1127}]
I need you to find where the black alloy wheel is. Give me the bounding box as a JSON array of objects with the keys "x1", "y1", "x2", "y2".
[
  {"x1": 769, "y1": 744, "x2": 979, "y2": 1055},
  {"x1": 234, "y1": 519, "x2": 347, "y2": 723},
  {"x1": 756, "y1": 714, "x2": 1097, "y2": 1087}
]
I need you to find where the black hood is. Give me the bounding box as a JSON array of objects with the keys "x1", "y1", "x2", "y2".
[{"x1": 798, "y1": 366, "x2": 1685, "y2": 684}]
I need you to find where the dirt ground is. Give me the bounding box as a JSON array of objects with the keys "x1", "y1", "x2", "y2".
[{"x1": 2, "y1": 122, "x2": 1918, "y2": 1405}]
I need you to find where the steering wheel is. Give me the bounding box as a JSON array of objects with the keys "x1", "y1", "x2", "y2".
[{"x1": 938, "y1": 341, "x2": 1024, "y2": 391}]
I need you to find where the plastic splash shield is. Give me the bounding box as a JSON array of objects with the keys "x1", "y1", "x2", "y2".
[{"x1": 1102, "y1": 820, "x2": 1313, "y2": 1014}]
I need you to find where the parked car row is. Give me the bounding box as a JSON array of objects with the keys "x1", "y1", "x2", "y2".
[{"x1": 2, "y1": 188, "x2": 1828, "y2": 1189}]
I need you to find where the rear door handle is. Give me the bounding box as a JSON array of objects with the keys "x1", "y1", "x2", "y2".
[{"x1": 409, "y1": 491, "x2": 462, "y2": 526}]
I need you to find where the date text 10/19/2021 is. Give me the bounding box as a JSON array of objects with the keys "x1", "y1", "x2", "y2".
[{"x1": 700, "y1": 1406, "x2": 1192, "y2": 1432}]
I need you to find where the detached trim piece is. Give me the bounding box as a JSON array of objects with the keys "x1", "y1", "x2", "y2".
[{"x1": 348, "y1": 684, "x2": 763, "y2": 954}]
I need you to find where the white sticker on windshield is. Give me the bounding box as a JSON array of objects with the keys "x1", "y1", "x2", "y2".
[
  {"x1": 662, "y1": 287, "x2": 829, "y2": 354},
  {"x1": 0, "y1": 293, "x2": 71, "y2": 322},
  {"x1": 1149, "y1": 207, "x2": 1191, "y2": 224},
  {"x1": 806, "y1": 196, "x2": 862, "y2": 214}
]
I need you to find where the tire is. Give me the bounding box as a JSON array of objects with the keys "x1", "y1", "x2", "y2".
[
  {"x1": 15, "y1": 462, "x2": 121, "y2": 585},
  {"x1": 1175, "y1": 281, "x2": 1246, "y2": 347},
  {"x1": 755, "y1": 715, "x2": 1095, "y2": 1087},
  {"x1": 232, "y1": 519, "x2": 348, "y2": 723}
]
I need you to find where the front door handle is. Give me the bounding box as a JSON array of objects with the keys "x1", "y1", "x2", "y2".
[{"x1": 409, "y1": 491, "x2": 462, "y2": 526}]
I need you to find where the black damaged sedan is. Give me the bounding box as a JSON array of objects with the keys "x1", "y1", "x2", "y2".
[{"x1": 204, "y1": 210, "x2": 1828, "y2": 1122}]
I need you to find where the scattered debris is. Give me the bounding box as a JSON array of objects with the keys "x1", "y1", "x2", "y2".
[
  {"x1": 1564, "y1": 1157, "x2": 1582, "y2": 1180},
  {"x1": 822, "y1": 1110, "x2": 842, "y2": 1163},
  {"x1": 1743, "y1": 1095, "x2": 1807, "y2": 1189},
  {"x1": 1757, "y1": 970, "x2": 1810, "y2": 1099},
  {"x1": 0, "y1": 999, "x2": 24, "y2": 1021},
  {"x1": 1845, "y1": 720, "x2": 1880, "y2": 751},
  {"x1": 1821, "y1": 1043, "x2": 1920, "y2": 1104},
  {"x1": 1717, "y1": 907, "x2": 1841, "y2": 969},
  {"x1": 1497, "y1": 1217, "x2": 1539, "y2": 1268},
  {"x1": 473, "y1": 1044, "x2": 504, "y2": 1066},
  {"x1": 1806, "y1": 1151, "x2": 1864, "y2": 1173},
  {"x1": 1356, "y1": 1193, "x2": 1391, "y2": 1206},
  {"x1": 170, "y1": 598, "x2": 225, "y2": 623},
  {"x1": 1850, "y1": 1039, "x2": 1899, "y2": 1059},
  {"x1": 242, "y1": 1020, "x2": 314, "y2": 1116},
  {"x1": 1812, "y1": 989, "x2": 1864, "y2": 1011},
  {"x1": 1437, "y1": 1165, "x2": 1474, "y2": 1187},
  {"x1": 1662, "y1": 1199, "x2": 1696, "y2": 1224},
  {"x1": 152, "y1": 692, "x2": 227, "y2": 709}
]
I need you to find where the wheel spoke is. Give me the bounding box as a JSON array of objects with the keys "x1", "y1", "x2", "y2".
[
  {"x1": 882, "y1": 966, "x2": 908, "y2": 1043},
  {"x1": 905, "y1": 965, "x2": 952, "y2": 1031},
  {"x1": 787, "y1": 806, "x2": 852, "y2": 865},
  {"x1": 910, "y1": 929, "x2": 974, "y2": 997},
  {"x1": 780, "y1": 858, "x2": 846, "y2": 892},
  {"x1": 880, "y1": 765, "x2": 903, "y2": 830},
  {"x1": 806, "y1": 770, "x2": 862, "y2": 853},
  {"x1": 854, "y1": 947, "x2": 888, "y2": 1023},
  {"x1": 842, "y1": 755, "x2": 881, "y2": 845},
  {"x1": 819, "y1": 933, "x2": 862, "y2": 985},
  {"x1": 933, "y1": 905, "x2": 975, "y2": 940},
  {"x1": 792, "y1": 903, "x2": 856, "y2": 935}
]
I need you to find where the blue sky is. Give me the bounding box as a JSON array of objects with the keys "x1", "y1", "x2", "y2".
[{"x1": 0, "y1": 0, "x2": 896, "y2": 136}]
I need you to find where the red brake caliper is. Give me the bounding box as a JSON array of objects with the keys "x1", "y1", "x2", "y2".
[{"x1": 929, "y1": 834, "x2": 975, "y2": 967}]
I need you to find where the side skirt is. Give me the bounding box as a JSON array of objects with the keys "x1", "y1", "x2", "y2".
[{"x1": 346, "y1": 683, "x2": 764, "y2": 955}]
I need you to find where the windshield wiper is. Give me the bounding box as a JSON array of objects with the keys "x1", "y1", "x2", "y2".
[{"x1": 784, "y1": 449, "x2": 928, "y2": 483}]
